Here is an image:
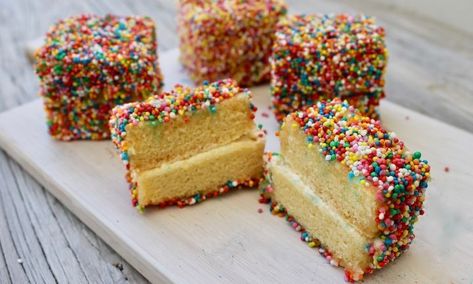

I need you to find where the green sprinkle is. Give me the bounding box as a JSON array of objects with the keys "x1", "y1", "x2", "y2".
[
  {"x1": 55, "y1": 51, "x2": 66, "y2": 60},
  {"x1": 413, "y1": 151, "x2": 422, "y2": 159}
]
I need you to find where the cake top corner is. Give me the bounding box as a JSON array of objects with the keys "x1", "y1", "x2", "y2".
[{"x1": 286, "y1": 99, "x2": 430, "y2": 186}]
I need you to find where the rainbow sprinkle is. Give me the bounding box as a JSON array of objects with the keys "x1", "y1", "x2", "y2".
[
  {"x1": 35, "y1": 14, "x2": 163, "y2": 140},
  {"x1": 178, "y1": 0, "x2": 287, "y2": 86},
  {"x1": 261, "y1": 99, "x2": 430, "y2": 281},
  {"x1": 271, "y1": 14, "x2": 388, "y2": 122},
  {"x1": 109, "y1": 79, "x2": 257, "y2": 208}
]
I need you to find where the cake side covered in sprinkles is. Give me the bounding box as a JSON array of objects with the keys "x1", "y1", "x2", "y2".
[
  {"x1": 271, "y1": 14, "x2": 388, "y2": 122},
  {"x1": 261, "y1": 99, "x2": 430, "y2": 281},
  {"x1": 35, "y1": 14, "x2": 163, "y2": 140},
  {"x1": 178, "y1": 0, "x2": 287, "y2": 86},
  {"x1": 110, "y1": 79, "x2": 264, "y2": 210}
]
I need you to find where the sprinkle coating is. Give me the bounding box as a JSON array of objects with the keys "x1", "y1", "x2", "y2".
[
  {"x1": 178, "y1": 0, "x2": 287, "y2": 86},
  {"x1": 271, "y1": 14, "x2": 388, "y2": 122},
  {"x1": 35, "y1": 14, "x2": 163, "y2": 140}
]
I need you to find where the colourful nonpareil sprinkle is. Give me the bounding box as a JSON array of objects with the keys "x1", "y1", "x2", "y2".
[
  {"x1": 35, "y1": 14, "x2": 163, "y2": 140},
  {"x1": 178, "y1": 0, "x2": 287, "y2": 86},
  {"x1": 109, "y1": 79, "x2": 257, "y2": 208},
  {"x1": 271, "y1": 14, "x2": 388, "y2": 122},
  {"x1": 284, "y1": 99, "x2": 430, "y2": 275}
]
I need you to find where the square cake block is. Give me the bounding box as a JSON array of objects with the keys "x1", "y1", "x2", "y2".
[
  {"x1": 271, "y1": 14, "x2": 388, "y2": 122},
  {"x1": 110, "y1": 79, "x2": 265, "y2": 210},
  {"x1": 35, "y1": 14, "x2": 163, "y2": 140},
  {"x1": 261, "y1": 100, "x2": 430, "y2": 281},
  {"x1": 178, "y1": 0, "x2": 287, "y2": 86}
]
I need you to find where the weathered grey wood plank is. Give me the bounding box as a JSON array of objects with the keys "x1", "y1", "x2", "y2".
[{"x1": 0, "y1": 151, "x2": 52, "y2": 284}]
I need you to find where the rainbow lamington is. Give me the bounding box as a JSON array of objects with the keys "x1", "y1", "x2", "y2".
[
  {"x1": 271, "y1": 14, "x2": 388, "y2": 122},
  {"x1": 35, "y1": 14, "x2": 163, "y2": 140},
  {"x1": 261, "y1": 99, "x2": 430, "y2": 281},
  {"x1": 110, "y1": 79, "x2": 265, "y2": 210},
  {"x1": 178, "y1": 0, "x2": 287, "y2": 86}
]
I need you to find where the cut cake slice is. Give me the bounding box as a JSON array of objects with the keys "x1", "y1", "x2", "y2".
[
  {"x1": 262, "y1": 99, "x2": 430, "y2": 281},
  {"x1": 110, "y1": 79, "x2": 265, "y2": 210}
]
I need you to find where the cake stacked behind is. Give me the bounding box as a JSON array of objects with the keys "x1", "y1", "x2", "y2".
[
  {"x1": 35, "y1": 14, "x2": 163, "y2": 140},
  {"x1": 178, "y1": 0, "x2": 287, "y2": 86},
  {"x1": 271, "y1": 14, "x2": 388, "y2": 122},
  {"x1": 262, "y1": 99, "x2": 430, "y2": 281},
  {"x1": 110, "y1": 79, "x2": 265, "y2": 210}
]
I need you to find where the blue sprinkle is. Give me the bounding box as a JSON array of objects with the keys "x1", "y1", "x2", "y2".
[{"x1": 348, "y1": 171, "x2": 355, "y2": 180}]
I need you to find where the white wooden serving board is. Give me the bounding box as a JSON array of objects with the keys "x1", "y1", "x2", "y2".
[{"x1": 1, "y1": 49, "x2": 472, "y2": 284}]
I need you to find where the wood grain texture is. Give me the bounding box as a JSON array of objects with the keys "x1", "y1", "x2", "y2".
[{"x1": 0, "y1": 0, "x2": 472, "y2": 283}]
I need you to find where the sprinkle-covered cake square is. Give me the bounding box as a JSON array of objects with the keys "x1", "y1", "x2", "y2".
[
  {"x1": 271, "y1": 14, "x2": 388, "y2": 122},
  {"x1": 35, "y1": 14, "x2": 164, "y2": 140},
  {"x1": 178, "y1": 0, "x2": 287, "y2": 86}
]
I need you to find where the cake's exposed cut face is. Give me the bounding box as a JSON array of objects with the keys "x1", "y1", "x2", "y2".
[
  {"x1": 35, "y1": 14, "x2": 163, "y2": 140},
  {"x1": 110, "y1": 79, "x2": 265, "y2": 210},
  {"x1": 271, "y1": 14, "x2": 388, "y2": 122},
  {"x1": 178, "y1": 0, "x2": 287, "y2": 86},
  {"x1": 262, "y1": 99, "x2": 430, "y2": 281}
]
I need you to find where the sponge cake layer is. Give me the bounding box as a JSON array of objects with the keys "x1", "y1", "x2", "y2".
[{"x1": 136, "y1": 136, "x2": 265, "y2": 206}]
